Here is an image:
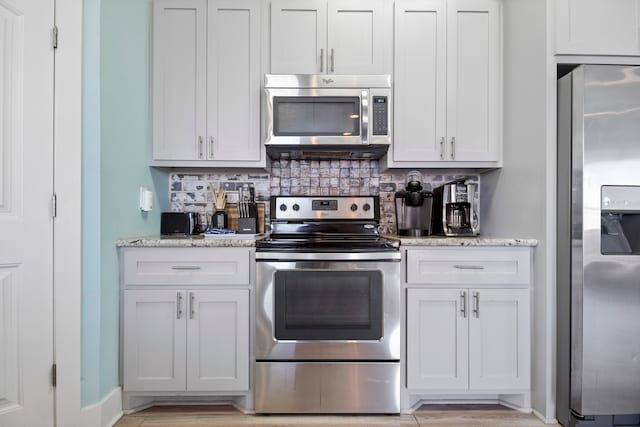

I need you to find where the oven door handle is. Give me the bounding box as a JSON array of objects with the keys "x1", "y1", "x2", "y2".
[{"x1": 256, "y1": 251, "x2": 401, "y2": 261}]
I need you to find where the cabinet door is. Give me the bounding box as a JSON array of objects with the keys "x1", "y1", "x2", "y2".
[
  {"x1": 187, "y1": 289, "x2": 249, "y2": 391},
  {"x1": 207, "y1": 0, "x2": 261, "y2": 162},
  {"x1": 468, "y1": 288, "x2": 530, "y2": 390},
  {"x1": 123, "y1": 290, "x2": 187, "y2": 391},
  {"x1": 393, "y1": 0, "x2": 447, "y2": 162},
  {"x1": 407, "y1": 289, "x2": 469, "y2": 390},
  {"x1": 446, "y1": 0, "x2": 501, "y2": 162},
  {"x1": 555, "y1": 0, "x2": 640, "y2": 55},
  {"x1": 270, "y1": 0, "x2": 327, "y2": 73},
  {"x1": 152, "y1": 0, "x2": 207, "y2": 160},
  {"x1": 327, "y1": 0, "x2": 391, "y2": 74}
]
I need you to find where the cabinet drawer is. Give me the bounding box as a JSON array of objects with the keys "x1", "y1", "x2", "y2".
[
  {"x1": 406, "y1": 248, "x2": 530, "y2": 286},
  {"x1": 123, "y1": 248, "x2": 251, "y2": 285}
]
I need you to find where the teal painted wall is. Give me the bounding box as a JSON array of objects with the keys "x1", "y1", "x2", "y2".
[
  {"x1": 82, "y1": 0, "x2": 168, "y2": 405},
  {"x1": 82, "y1": 0, "x2": 102, "y2": 407}
]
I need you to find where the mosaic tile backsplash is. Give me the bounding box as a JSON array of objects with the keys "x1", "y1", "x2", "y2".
[{"x1": 169, "y1": 160, "x2": 478, "y2": 234}]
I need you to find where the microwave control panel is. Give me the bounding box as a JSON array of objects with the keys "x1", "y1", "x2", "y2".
[{"x1": 372, "y1": 96, "x2": 388, "y2": 136}]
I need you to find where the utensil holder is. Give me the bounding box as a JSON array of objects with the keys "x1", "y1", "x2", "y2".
[{"x1": 212, "y1": 210, "x2": 227, "y2": 229}]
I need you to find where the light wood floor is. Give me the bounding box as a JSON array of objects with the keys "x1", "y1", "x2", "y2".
[{"x1": 115, "y1": 404, "x2": 562, "y2": 427}]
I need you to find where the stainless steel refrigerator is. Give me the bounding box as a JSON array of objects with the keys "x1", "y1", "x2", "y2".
[{"x1": 557, "y1": 65, "x2": 640, "y2": 427}]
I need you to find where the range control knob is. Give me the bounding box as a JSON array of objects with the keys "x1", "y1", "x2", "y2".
[
  {"x1": 292, "y1": 203, "x2": 300, "y2": 211},
  {"x1": 363, "y1": 203, "x2": 371, "y2": 211},
  {"x1": 350, "y1": 203, "x2": 358, "y2": 212},
  {"x1": 279, "y1": 204, "x2": 287, "y2": 212}
]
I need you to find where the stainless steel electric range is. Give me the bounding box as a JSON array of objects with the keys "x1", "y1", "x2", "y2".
[{"x1": 255, "y1": 196, "x2": 401, "y2": 414}]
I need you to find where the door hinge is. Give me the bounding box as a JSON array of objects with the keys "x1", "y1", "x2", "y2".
[
  {"x1": 52, "y1": 26, "x2": 58, "y2": 49},
  {"x1": 51, "y1": 193, "x2": 57, "y2": 218},
  {"x1": 51, "y1": 364, "x2": 57, "y2": 387}
]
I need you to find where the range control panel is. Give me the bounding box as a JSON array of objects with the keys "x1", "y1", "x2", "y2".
[{"x1": 273, "y1": 196, "x2": 377, "y2": 220}]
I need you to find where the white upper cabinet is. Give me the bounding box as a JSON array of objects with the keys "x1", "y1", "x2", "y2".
[
  {"x1": 152, "y1": 0, "x2": 207, "y2": 161},
  {"x1": 270, "y1": 0, "x2": 391, "y2": 74},
  {"x1": 447, "y1": 0, "x2": 501, "y2": 162},
  {"x1": 152, "y1": 0, "x2": 263, "y2": 166},
  {"x1": 390, "y1": 0, "x2": 501, "y2": 168},
  {"x1": 270, "y1": 0, "x2": 327, "y2": 74},
  {"x1": 555, "y1": 0, "x2": 640, "y2": 56},
  {"x1": 207, "y1": 0, "x2": 262, "y2": 162},
  {"x1": 393, "y1": 0, "x2": 447, "y2": 162}
]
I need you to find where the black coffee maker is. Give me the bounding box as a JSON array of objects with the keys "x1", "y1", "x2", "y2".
[{"x1": 395, "y1": 171, "x2": 433, "y2": 236}]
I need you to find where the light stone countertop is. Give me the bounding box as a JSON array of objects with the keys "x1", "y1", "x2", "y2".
[
  {"x1": 116, "y1": 235, "x2": 266, "y2": 248},
  {"x1": 117, "y1": 235, "x2": 537, "y2": 248},
  {"x1": 393, "y1": 236, "x2": 538, "y2": 247}
]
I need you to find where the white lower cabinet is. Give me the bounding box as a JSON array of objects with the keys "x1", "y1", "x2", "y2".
[
  {"x1": 405, "y1": 246, "x2": 532, "y2": 398},
  {"x1": 124, "y1": 290, "x2": 187, "y2": 392},
  {"x1": 407, "y1": 287, "x2": 530, "y2": 392},
  {"x1": 407, "y1": 289, "x2": 468, "y2": 390},
  {"x1": 123, "y1": 288, "x2": 249, "y2": 392}
]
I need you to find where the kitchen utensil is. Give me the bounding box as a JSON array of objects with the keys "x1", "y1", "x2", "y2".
[{"x1": 211, "y1": 184, "x2": 226, "y2": 211}]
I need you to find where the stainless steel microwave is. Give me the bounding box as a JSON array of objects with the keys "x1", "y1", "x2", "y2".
[{"x1": 263, "y1": 74, "x2": 391, "y2": 159}]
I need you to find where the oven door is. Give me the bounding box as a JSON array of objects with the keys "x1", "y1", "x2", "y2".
[{"x1": 256, "y1": 252, "x2": 401, "y2": 361}]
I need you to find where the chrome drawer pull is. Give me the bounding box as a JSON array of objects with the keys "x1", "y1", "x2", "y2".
[
  {"x1": 460, "y1": 291, "x2": 467, "y2": 318},
  {"x1": 189, "y1": 292, "x2": 195, "y2": 319},
  {"x1": 171, "y1": 266, "x2": 202, "y2": 271},
  {"x1": 453, "y1": 265, "x2": 485, "y2": 270},
  {"x1": 177, "y1": 292, "x2": 183, "y2": 319},
  {"x1": 472, "y1": 291, "x2": 479, "y2": 318}
]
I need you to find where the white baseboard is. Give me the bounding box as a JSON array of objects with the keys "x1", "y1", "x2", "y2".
[
  {"x1": 80, "y1": 387, "x2": 123, "y2": 427},
  {"x1": 532, "y1": 408, "x2": 559, "y2": 425}
]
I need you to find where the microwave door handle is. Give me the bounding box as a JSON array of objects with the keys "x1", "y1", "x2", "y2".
[{"x1": 361, "y1": 90, "x2": 369, "y2": 144}]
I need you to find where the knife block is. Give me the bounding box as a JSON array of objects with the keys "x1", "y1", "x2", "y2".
[
  {"x1": 224, "y1": 203, "x2": 264, "y2": 234},
  {"x1": 237, "y1": 217, "x2": 257, "y2": 234}
]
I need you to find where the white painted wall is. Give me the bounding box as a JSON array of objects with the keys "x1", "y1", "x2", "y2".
[{"x1": 480, "y1": 0, "x2": 555, "y2": 421}]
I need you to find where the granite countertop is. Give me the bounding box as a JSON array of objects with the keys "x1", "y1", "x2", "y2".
[
  {"x1": 116, "y1": 234, "x2": 266, "y2": 248},
  {"x1": 117, "y1": 235, "x2": 537, "y2": 248},
  {"x1": 392, "y1": 236, "x2": 538, "y2": 247}
]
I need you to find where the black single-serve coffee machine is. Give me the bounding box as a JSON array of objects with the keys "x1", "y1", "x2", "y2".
[
  {"x1": 432, "y1": 179, "x2": 479, "y2": 236},
  {"x1": 395, "y1": 171, "x2": 433, "y2": 236}
]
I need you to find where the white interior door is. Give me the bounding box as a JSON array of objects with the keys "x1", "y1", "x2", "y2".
[{"x1": 0, "y1": 0, "x2": 55, "y2": 426}]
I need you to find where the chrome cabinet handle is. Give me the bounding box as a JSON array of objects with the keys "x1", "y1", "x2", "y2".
[
  {"x1": 171, "y1": 266, "x2": 202, "y2": 270},
  {"x1": 198, "y1": 136, "x2": 204, "y2": 159},
  {"x1": 320, "y1": 48, "x2": 324, "y2": 72},
  {"x1": 330, "y1": 48, "x2": 335, "y2": 73},
  {"x1": 472, "y1": 291, "x2": 479, "y2": 318},
  {"x1": 440, "y1": 137, "x2": 445, "y2": 160},
  {"x1": 453, "y1": 265, "x2": 485, "y2": 270},
  {"x1": 209, "y1": 136, "x2": 214, "y2": 159},
  {"x1": 460, "y1": 291, "x2": 467, "y2": 318},
  {"x1": 177, "y1": 292, "x2": 183, "y2": 319},
  {"x1": 450, "y1": 136, "x2": 455, "y2": 159},
  {"x1": 189, "y1": 292, "x2": 195, "y2": 319}
]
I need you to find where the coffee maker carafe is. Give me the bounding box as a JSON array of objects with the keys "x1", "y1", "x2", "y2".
[
  {"x1": 395, "y1": 171, "x2": 433, "y2": 236},
  {"x1": 432, "y1": 179, "x2": 479, "y2": 236}
]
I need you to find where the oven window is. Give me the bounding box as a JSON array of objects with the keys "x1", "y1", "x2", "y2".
[
  {"x1": 274, "y1": 270, "x2": 383, "y2": 340},
  {"x1": 273, "y1": 96, "x2": 360, "y2": 137}
]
